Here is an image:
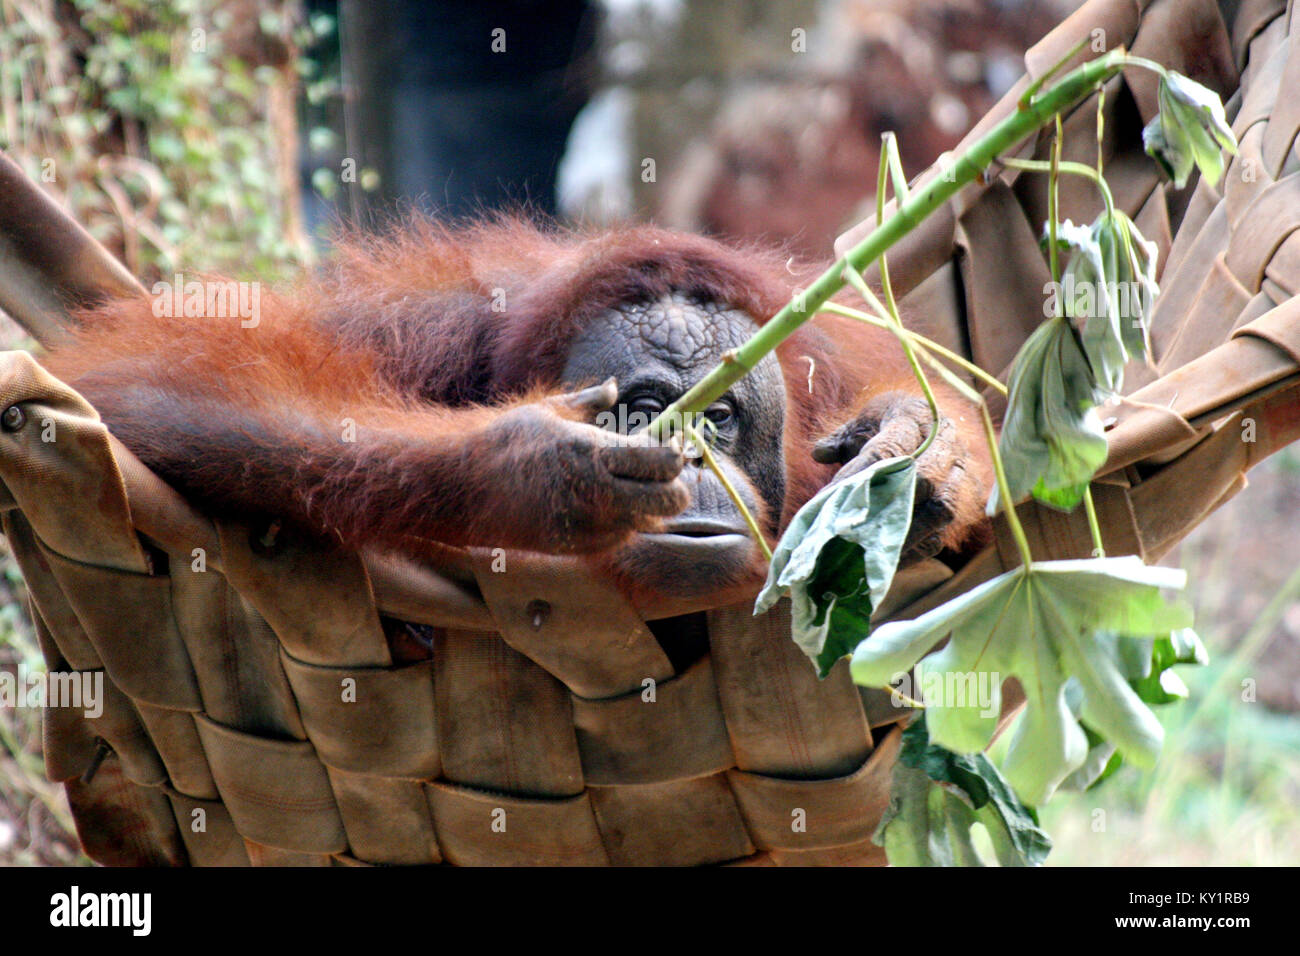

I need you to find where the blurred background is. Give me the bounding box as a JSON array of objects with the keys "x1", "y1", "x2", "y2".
[{"x1": 0, "y1": 0, "x2": 1295, "y2": 866}]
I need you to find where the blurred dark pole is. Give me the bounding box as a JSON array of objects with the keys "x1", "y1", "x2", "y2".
[{"x1": 338, "y1": 0, "x2": 596, "y2": 223}]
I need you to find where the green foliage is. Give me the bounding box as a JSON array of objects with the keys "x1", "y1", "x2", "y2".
[
  {"x1": 1143, "y1": 72, "x2": 1238, "y2": 189},
  {"x1": 875, "y1": 716, "x2": 1052, "y2": 866},
  {"x1": 1043, "y1": 650, "x2": 1300, "y2": 866},
  {"x1": 1047, "y1": 210, "x2": 1158, "y2": 393},
  {"x1": 852, "y1": 557, "x2": 1193, "y2": 806},
  {"x1": 0, "y1": 0, "x2": 332, "y2": 281},
  {"x1": 1129, "y1": 627, "x2": 1208, "y2": 706},
  {"x1": 755, "y1": 457, "x2": 916, "y2": 677},
  {"x1": 986, "y1": 315, "x2": 1109, "y2": 513},
  {"x1": 737, "y1": 59, "x2": 1243, "y2": 864},
  {"x1": 1055, "y1": 627, "x2": 1208, "y2": 792}
]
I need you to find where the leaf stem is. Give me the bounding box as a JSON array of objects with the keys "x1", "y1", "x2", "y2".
[
  {"x1": 1048, "y1": 116, "x2": 1062, "y2": 283},
  {"x1": 819, "y1": 302, "x2": 1008, "y2": 396},
  {"x1": 822, "y1": 300, "x2": 1026, "y2": 564},
  {"x1": 1082, "y1": 486, "x2": 1105, "y2": 557},
  {"x1": 1000, "y1": 156, "x2": 1116, "y2": 218},
  {"x1": 1120, "y1": 54, "x2": 1170, "y2": 80},
  {"x1": 872, "y1": 303, "x2": 1032, "y2": 570},
  {"x1": 844, "y1": 263, "x2": 942, "y2": 462},
  {"x1": 864, "y1": 131, "x2": 942, "y2": 462},
  {"x1": 1096, "y1": 82, "x2": 1106, "y2": 180},
  {"x1": 882, "y1": 130, "x2": 911, "y2": 203},
  {"x1": 981, "y1": 403, "x2": 1035, "y2": 568},
  {"x1": 889, "y1": 686, "x2": 926, "y2": 710},
  {"x1": 686, "y1": 421, "x2": 774, "y2": 562}
]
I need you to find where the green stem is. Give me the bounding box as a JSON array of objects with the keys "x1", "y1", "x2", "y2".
[
  {"x1": 861, "y1": 314, "x2": 1034, "y2": 569},
  {"x1": 645, "y1": 49, "x2": 1129, "y2": 436},
  {"x1": 1120, "y1": 54, "x2": 1170, "y2": 79},
  {"x1": 1000, "y1": 156, "x2": 1116, "y2": 218},
  {"x1": 1082, "y1": 486, "x2": 1105, "y2": 557},
  {"x1": 882, "y1": 131, "x2": 911, "y2": 203},
  {"x1": 875, "y1": 136, "x2": 905, "y2": 323},
  {"x1": 866, "y1": 131, "x2": 941, "y2": 461},
  {"x1": 981, "y1": 402, "x2": 1034, "y2": 568},
  {"x1": 1048, "y1": 118, "x2": 1062, "y2": 283},
  {"x1": 1096, "y1": 82, "x2": 1106, "y2": 180},
  {"x1": 1050, "y1": 117, "x2": 1102, "y2": 561},
  {"x1": 1017, "y1": 34, "x2": 1094, "y2": 108},
  {"x1": 905, "y1": 333, "x2": 1035, "y2": 569},
  {"x1": 819, "y1": 302, "x2": 1008, "y2": 396},
  {"x1": 889, "y1": 686, "x2": 926, "y2": 710},
  {"x1": 686, "y1": 421, "x2": 774, "y2": 563},
  {"x1": 904, "y1": 332, "x2": 988, "y2": 406},
  {"x1": 844, "y1": 261, "x2": 941, "y2": 463}
]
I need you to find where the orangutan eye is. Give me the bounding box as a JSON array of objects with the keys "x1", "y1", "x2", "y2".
[
  {"x1": 704, "y1": 402, "x2": 734, "y2": 427},
  {"x1": 625, "y1": 395, "x2": 664, "y2": 420}
]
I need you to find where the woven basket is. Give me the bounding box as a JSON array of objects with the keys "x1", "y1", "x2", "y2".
[{"x1": 0, "y1": 0, "x2": 1297, "y2": 865}]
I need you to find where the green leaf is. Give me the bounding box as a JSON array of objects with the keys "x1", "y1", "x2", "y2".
[
  {"x1": 851, "y1": 556, "x2": 1193, "y2": 805},
  {"x1": 1053, "y1": 210, "x2": 1159, "y2": 393},
  {"x1": 1144, "y1": 72, "x2": 1238, "y2": 189},
  {"x1": 756, "y1": 457, "x2": 916, "y2": 676},
  {"x1": 1130, "y1": 627, "x2": 1208, "y2": 705},
  {"x1": 874, "y1": 764, "x2": 950, "y2": 866},
  {"x1": 1059, "y1": 720, "x2": 1120, "y2": 792},
  {"x1": 1061, "y1": 626, "x2": 1208, "y2": 789},
  {"x1": 874, "y1": 715, "x2": 1052, "y2": 866},
  {"x1": 987, "y1": 316, "x2": 1108, "y2": 513}
]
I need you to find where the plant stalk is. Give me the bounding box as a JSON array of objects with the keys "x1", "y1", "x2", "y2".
[
  {"x1": 687, "y1": 422, "x2": 774, "y2": 562},
  {"x1": 981, "y1": 403, "x2": 1035, "y2": 568},
  {"x1": 646, "y1": 49, "x2": 1128, "y2": 436},
  {"x1": 819, "y1": 302, "x2": 1008, "y2": 396}
]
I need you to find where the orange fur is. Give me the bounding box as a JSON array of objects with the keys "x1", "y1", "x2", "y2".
[{"x1": 41, "y1": 215, "x2": 989, "y2": 559}]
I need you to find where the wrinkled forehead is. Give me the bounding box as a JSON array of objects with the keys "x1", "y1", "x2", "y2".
[{"x1": 561, "y1": 291, "x2": 784, "y2": 396}]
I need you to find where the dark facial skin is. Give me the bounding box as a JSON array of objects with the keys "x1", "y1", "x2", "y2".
[{"x1": 562, "y1": 291, "x2": 786, "y2": 596}]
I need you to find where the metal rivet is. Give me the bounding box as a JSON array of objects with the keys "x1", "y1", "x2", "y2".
[
  {"x1": 82, "y1": 738, "x2": 111, "y2": 785},
  {"x1": 249, "y1": 518, "x2": 284, "y2": 556},
  {"x1": 1, "y1": 405, "x2": 25, "y2": 432},
  {"x1": 526, "y1": 599, "x2": 551, "y2": 630}
]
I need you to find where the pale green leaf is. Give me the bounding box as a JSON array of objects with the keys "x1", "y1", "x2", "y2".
[
  {"x1": 987, "y1": 316, "x2": 1108, "y2": 514},
  {"x1": 875, "y1": 716, "x2": 1052, "y2": 866},
  {"x1": 851, "y1": 556, "x2": 1192, "y2": 805},
  {"x1": 1146, "y1": 72, "x2": 1238, "y2": 188},
  {"x1": 755, "y1": 457, "x2": 916, "y2": 676}
]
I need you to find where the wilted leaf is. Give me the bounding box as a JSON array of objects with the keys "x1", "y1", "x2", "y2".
[
  {"x1": 755, "y1": 456, "x2": 916, "y2": 677},
  {"x1": 987, "y1": 316, "x2": 1108, "y2": 513},
  {"x1": 1061, "y1": 210, "x2": 1159, "y2": 392},
  {"x1": 875, "y1": 763, "x2": 952, "y2": 866},
  {"x1": 1048, "y1": 218, "x2": 1125, "y2": 391},
  {"x1": 874, "y1": 716, "x2": 1052, "y2": 866},
  {"x1": 1144, "y1": 71, "x2": 1238, "y2": 188},
  {"x1": 851, "y1": 556, "x2": 1193, "y2": 805},
  {"x1": 1142, "y1": 114, "x2": 1194, "y2": 187}
]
